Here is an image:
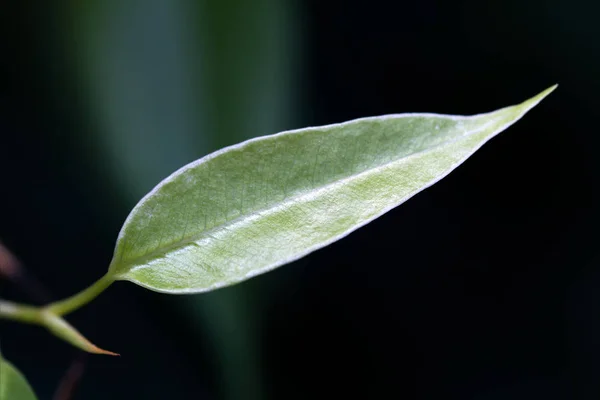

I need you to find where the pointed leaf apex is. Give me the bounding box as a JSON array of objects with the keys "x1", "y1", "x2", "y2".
[{"x1": 521, "y1": 84, "x2": 558, "y2": 109}]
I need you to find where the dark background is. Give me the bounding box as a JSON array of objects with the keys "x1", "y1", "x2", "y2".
[{"x1": 1, "y1": 0, "x2": 598, "y2": 399}]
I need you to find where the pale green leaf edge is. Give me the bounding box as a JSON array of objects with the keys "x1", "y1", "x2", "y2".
[{"x1": 109, "y1": 85, "x2": 557, "y2": 293}]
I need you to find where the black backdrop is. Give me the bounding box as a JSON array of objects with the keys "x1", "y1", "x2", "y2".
[{"x1": 1, "y1": 0, "x2": 599, "y2": 399}]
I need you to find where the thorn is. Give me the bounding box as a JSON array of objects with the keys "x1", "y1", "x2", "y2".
[{"x1": 88, "y1": 344, "x2": 120, "y2": 357}]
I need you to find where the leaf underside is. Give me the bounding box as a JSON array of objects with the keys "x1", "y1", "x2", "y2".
[{"x1": 108, "y1": 86, "x2": 556, "y2": 293}]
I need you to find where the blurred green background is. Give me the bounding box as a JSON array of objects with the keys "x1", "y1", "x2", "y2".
[{"x1": 1, "y1": 0, "x2": 599, "y2": 399}]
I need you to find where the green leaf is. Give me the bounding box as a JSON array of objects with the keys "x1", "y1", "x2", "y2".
[
  {"x1": 0, "y1": 353, "x2": 38, "y2": 400},
  {"x1": 108, "y1": 86, "x2": 556, "y2": 293}
]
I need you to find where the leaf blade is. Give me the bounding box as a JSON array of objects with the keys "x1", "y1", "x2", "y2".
[
  {"x1": 110, "y1": 86, "x2": 556, "y2": 293},
  {"x1": 0, "y1": 354, "x2": 38, "y2": 400}
]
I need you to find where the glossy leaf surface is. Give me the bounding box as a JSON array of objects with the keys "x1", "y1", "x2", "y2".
[
  {"x1": 108, "y1": 86, "x2": 556, "y2": 293},
  {"x1": 0, "y1": 354, "x2": 37, "y2": 400}
]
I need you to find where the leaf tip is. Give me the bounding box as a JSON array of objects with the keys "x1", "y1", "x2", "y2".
[
  {"x1": 542, "y1": 83, "x2": 558, "y2": 96},
  {"x1": 508, "y1": 84, "x2": 557, "y2": 119},
  {"x1": 528, "y1": 84, "x2": 558, "y2": 105}
]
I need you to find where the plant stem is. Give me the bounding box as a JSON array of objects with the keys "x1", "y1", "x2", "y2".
[
  {"x1": 0, "y1": 299, "x2": 42, "y2": 325},
  {"x1": 45, "y1": 274, "x2": 115, "y2": 316},
  {"x1": 0, "y1": 274, "x2": 118, "y2": 355},
  {"x1": 0, "y1": 274, "x2": 114, "y2": 321}
]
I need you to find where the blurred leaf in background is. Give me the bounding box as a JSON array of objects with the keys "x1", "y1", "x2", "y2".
[
  {"x1": 0, "y1": 349, "x2": 38, "y2": 400},
  {"x1": 58, "y1": 0, "x2": 299, "y2": 399}
]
